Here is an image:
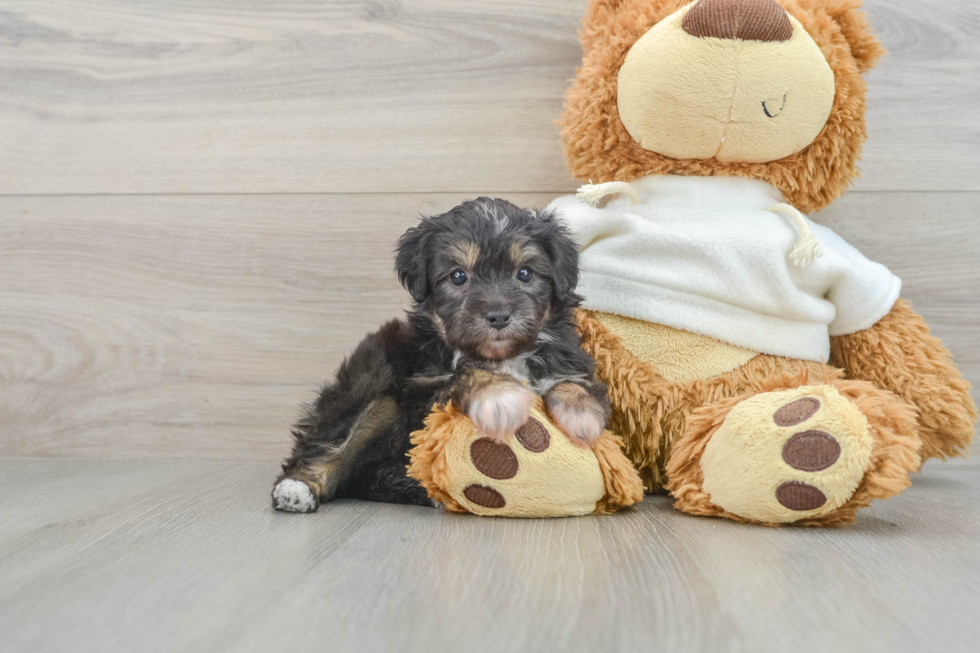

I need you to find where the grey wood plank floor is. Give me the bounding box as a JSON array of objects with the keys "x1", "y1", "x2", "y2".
[{"x1": 1, "y1": 458, "x2": 978, "y2": 653}]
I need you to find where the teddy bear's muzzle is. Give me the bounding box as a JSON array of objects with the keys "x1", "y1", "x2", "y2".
[{"x1": 615, "y1": 0, "x2": 836, "y2": 164}]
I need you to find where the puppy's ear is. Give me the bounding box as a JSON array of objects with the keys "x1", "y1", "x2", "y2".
[
  {"x1": 534, "y1": 209, "x2": 581, "y2": 306},
  {"x1": 395, "y1": 219, "x2": 432, "y2": 303}
]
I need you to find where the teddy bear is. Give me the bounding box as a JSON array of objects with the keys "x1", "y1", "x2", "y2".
[{"x1": 409, "y1": 0, "x2": 976, "y2": 525}]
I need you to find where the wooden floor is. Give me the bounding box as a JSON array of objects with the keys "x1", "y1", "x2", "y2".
[
  {"x1": 2, "y1": 1, "x2": 979, "y2": 651},
  {"x1": 1, "y1": 458, "x2": 978, "y2": 653}
]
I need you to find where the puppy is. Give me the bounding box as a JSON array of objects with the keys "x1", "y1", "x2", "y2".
[{"x1": 272, "y1": 198, "x2": 610, "y2": 513}]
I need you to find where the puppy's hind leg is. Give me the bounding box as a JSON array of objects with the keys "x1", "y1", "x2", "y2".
[
  {"x1": 273, "y1": 396, "x2": 399, "y2": 513},
  {"x1": 336, "y1": 457, "x2": 434, "y2": 507},
  {"x1": 274, "y1": 321, "x2": 404, "y2": 513}
]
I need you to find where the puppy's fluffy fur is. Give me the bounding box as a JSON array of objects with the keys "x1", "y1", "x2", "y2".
[{"x1": 273, "y1": 198, "x2": 610, "y2": 512}]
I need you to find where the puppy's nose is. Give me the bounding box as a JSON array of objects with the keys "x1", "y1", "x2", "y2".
[
  {"x1": 484, "y1": 310, "x2": 512, "y2": 330},
  {"x1": 682, "y1": 0, "x2": 793, "y2": 42}
]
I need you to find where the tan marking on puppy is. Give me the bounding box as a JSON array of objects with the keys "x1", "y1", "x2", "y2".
[
  {"x1": 449, "y1": 240, "x2": 480, "y2": 269},
  {"x1": 286, "y1": 397, "x2": 398, "y2": 500},
  {"x1": 431, "y1": 313, "x2": 447, "y2": 339},
  {"x1": 545, "y1": 382, "x2": 606, "y2": 447},
  {"x1": 456, "y1": 370, "x2": 534, "y2": 443},
  {"x1": 509, "y1": 240, "x2": 544, "y2": 266}
]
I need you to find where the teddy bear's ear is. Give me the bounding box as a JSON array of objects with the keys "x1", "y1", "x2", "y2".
[
  {"x1": 825, "y1": 0, "x2": 886, "y2": 73},
  {"x1": 577, "y1": 0, "x2": 695, "y2": 58},
  {"x1": 578, "y1": 0, "x2": 657, "y2": 56},
  {"x1": 579, "y1": 0, "x2": 627, "y2": 55}
]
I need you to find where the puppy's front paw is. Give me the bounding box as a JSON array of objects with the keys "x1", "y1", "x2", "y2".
[
  {"x1": 467, "y1": 381, "x2": 534, "y2": 442},
  {"x1": 546, "y1": 384, "x2": 607, "y2": 447},
  {"x1": 272, "y1": 478, "x2": 318, "y2": 513}
]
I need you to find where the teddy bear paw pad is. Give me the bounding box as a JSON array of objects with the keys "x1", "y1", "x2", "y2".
[
  {"x1": 515, "y1": 418, "x2": 550, "y2": 452},
  {"x1": 781, "y1": 430, "x2": 840, "y2": 472},
  {"x1": 699, "y1": 386, "x2": 874, "y2": 523},
  {"x1": 469, "y1": 438, "x2": 519, "y2": 480},
  {"x1": 463, "y1": 484, "x2": 507, "y2": 508}
]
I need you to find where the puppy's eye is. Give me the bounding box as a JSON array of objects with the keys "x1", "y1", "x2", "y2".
[
  {"x1": 517, "y1": 267, "x2": 532, "y2": 283},
  {"x1": 450, "y1": 269, "x2": 468, "y2": 286}
]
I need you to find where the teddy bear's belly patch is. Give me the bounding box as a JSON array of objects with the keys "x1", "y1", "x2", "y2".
[{"x1": 593, "y1": 312, "x2": 757, "y2": 383}]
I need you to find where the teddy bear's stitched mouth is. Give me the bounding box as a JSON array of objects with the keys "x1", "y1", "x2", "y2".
[{"x1": 763, "y1": 94, "x2": 787, "y2": 118}]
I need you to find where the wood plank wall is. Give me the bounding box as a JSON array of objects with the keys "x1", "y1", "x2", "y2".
[{"x1": 1, "y1": 0, "x2": 977, "y2": 461}]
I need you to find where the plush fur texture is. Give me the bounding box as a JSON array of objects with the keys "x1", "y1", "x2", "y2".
[
  {"x1": 560, "y1": 0, "x2": 887, "y2": 212},
  {"x1": 407, "y1": 400, "x2": 643, "y2": 517},
  {"x1": 591, "y1": 428, "x2": 648, "y2": 513},
  {"x1": 830, "y1": 299, "x2": 977, "y2": 462},
  {"x1": 274, "y1": 199, "x2": 610, "y2": 512}
]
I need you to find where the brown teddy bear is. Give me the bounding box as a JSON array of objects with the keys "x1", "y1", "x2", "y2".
[
  {"x1": 554, "y1": 0, "x2": 976, "y2": 525},
  {"x1": 409, "y1": 0, "x2": 976, "y2": 524}
]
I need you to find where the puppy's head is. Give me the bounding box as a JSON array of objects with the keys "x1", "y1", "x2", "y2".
[{"x1": 395, "y1": 198, "x2": 580, "y2": 361}]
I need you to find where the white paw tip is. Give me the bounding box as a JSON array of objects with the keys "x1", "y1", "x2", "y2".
[
  {"x1": 552, "y1": 407, "x2": 604, "y2": 447},
  {"x1": 469, "y1": 385, "x2": 533, "y2": 438},
  {"x1": 272, "y1": 479, "x2": 317, "y2": 513}
]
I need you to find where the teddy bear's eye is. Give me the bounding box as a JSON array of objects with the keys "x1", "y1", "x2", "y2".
[{"x1": 450, "y1": 269, "x2": 468, "y2": 286}]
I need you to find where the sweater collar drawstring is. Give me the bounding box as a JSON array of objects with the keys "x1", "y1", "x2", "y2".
[
  {"x1": 576, "y1": 181, "x2": 641, "y2": 207},
  {"x1": 764, "y1": 203, "x2": 823, "y2": 267}
]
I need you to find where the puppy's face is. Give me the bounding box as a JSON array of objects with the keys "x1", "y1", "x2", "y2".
[
  {"x1": 396, "y1": 198, "x2": 580, "y2": 361},
  {"x1": 428, "y1": 232, "x2": 551, "y2": 361}
]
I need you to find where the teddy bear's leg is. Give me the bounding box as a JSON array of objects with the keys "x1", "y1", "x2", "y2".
[
  {"x1": 831, "y1": 299, "x2": 977, "y2": 463},
  {"x1": 407, "y1": 401, "x2": 643, "y2": 517},
  {"x1": 666, "y1": 375, "x2": 921, "y2": 526}
]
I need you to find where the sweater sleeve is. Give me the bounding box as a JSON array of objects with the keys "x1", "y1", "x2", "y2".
[{"x1": 812, "y1": 223, "x2": 903, "y2": 337}]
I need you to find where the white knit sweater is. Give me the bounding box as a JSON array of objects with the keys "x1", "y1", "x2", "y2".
[{"x1": 547, "y1": 175, "x2": 901, "y2": 362}]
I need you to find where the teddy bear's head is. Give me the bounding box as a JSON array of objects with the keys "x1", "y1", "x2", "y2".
[{"x1": 560, "y1": 0, "x2": 884, "y2": 212}]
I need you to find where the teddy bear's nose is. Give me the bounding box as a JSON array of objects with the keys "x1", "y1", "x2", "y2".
[{"x1": 682, "y1": 0, "x2": 793, "y2": 42}]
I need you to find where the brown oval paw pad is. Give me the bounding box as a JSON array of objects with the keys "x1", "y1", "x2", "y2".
[
  {"x1": 775, "y1": 481, "x2": 826, "y2": 511},
  {"x1": 463, "y1": 484, "x2": 506, "y2": 508},
  {"x1": 782, "y1": 430, "x2": 841, "y2": 471},
  {"x1": 516, "y1": 418, "x2": 550, "y2": 453},
  {"x1": 470, "y1": 438, "x2": 519, "y2": 480},
  {"x1": 773, "y1": 397, "x2": 820, "y2": 427}
]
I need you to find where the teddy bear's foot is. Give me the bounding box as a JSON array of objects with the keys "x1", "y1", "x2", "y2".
[
  {"x1": 700, "y1": 385, "x2": 872, "y2": 523},
  {"x1": 667, "y1": 378, "x2": 921, "y2": 526},
  {"x1": 407, "y1": 401, "x2": 643, "y2": 517}
]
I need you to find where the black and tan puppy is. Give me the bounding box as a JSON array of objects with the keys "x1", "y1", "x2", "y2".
[{"x1": 272, "y1": 198, "x2": 610, "y2": 512}]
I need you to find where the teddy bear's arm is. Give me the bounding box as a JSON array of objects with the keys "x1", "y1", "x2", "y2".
[{"x1": 829, "y1": 299, "x2": 977, "y2": 462}]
